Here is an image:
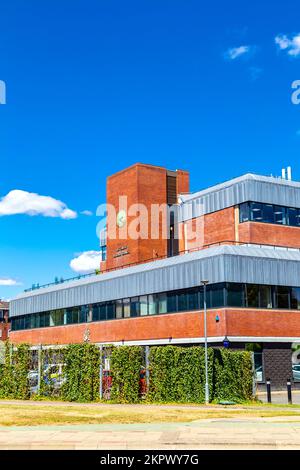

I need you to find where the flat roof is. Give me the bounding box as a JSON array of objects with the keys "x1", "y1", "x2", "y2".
[
  {"x1": 178, "y1": 173, "x2": 300, "y2": 221},
  {"x1": 10, "y1": 244, "x2": 300, "y2": 317}
]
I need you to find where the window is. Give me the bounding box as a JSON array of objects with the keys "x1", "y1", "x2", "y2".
[
  {"x1": 275, "y1": 286, "x2": 290, "y2": 309},
  {"x1": 262, "y1": 204, "x2": 274, "y2": 223},
  {"x1": 187, "y1": 288, "x2": 199, "y2": 310},
  {"x1": 291, "y1": 288, "x2": 300, "y2": 310},
  {"x1": 66, "y1": 307, "x2": 78, "y2": 325},
  {"x1": 158, "y1": 293, "x2": 167, "y2": 314},
  {"x1": 211, "y1": 284, "x2": 225, "y2": 308},
  {"x1": 79, "y1": 306, "x2": 88, "y2": 323},
  {"x1": 250, "y1": 202, "x2": 263, "y2": 222},
  {"x1": 140, "y1": 296, "x2": 148, "y2": 316},
  {"x1": 240, "y1": 202, "x2": 300, "y2": 227},
  {"x1": 177, "y1": 291, "x2": 188, "y2": 312},
  {"x1": 239, "y1": 202, "x2": 250, "y2": 223},
  {"x1": 274, "y1": 205, "x2": 286, "y2": 225},
  {"x1": 99, "y1": 303, "x2": 107, "y2": 321},
  {"x1": 130, "y1": 297, "x2": 140, "y2": 317},
  {"x1": 50, "y1": 309, "x2": 64, "y2": 326},
  {"x1": 116, "y1": 300, "x2": 123, "y2": 319},
  {"x1": 259, "y1": 285, "x2": 272, "y2": 308},
  {"x1": 148, "y1": 294, "x2": 157, "y2": 315},
  {"x1": 93, "y1": 304, "x2": 100, "y2": 322},
  {"x1": 246, "y1": 284, "x2": 259, "y2": 308},
  {"x1": 123, "y1": 298, "x2": 130, "y2": 318},
  {"x1": 167, "y1": 292, "x2": 177, "y2": 313},
  {"x1": 287, "y1": 208, "x2": 300, "y2": 227},
  {"x1": 227, "y1": 283, "x2": 245, "y2": 307},
  {"x1": 106, "y1": 302, "x2": 115, "y2": 320}
]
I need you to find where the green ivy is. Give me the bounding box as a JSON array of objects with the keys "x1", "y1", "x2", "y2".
[
  {"x1": 110, "y1": 346, "x2": 143, "y2": 403},
  {"x1": 0, "y1": 342, "x2": 30, "y2": 399},
  {"x1": 148, "y1": 345, "x2": 214, "y2": 403},
  {"x1": 62, "y1": 343, "x2": 100, "y2": 402}
]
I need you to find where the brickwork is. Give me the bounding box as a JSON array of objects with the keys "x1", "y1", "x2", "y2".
[
  {"x1": 239, "y1": 221, "x2": 300, "y2": 248},
  {"x1": 104, "y1": 163, "x2": 189, "y2": 271},
  {"x1": 9, "y1": 308, "x2": 300, "y2": 346},
  {"x1": 263, "y1": 343, "x2": 293, "y2": 389}
]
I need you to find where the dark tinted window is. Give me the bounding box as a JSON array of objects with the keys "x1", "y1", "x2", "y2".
[
  {"x1": 246, "y1": 284, "x2": 259, "y2": 308},
  {"x1": 227, "y1": 283, "x2": 245, "y2": 307}
]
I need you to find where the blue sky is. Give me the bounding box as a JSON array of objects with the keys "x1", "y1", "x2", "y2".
[{"x1": 1, "y1": 0, "x2": 300, "y2": 299}]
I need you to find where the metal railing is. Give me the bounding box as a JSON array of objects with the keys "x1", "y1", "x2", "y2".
[{"x1": 23, "y1": 239, "x2": 300, "y2": 293}]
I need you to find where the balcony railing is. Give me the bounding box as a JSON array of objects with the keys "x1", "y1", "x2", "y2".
[{"x1": 23, "y1": 240, "x2": 300, "y2": 293}]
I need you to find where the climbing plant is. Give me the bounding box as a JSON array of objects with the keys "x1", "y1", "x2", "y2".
[
  {"x1": 110, "y1": 346, "x2": 143, "y2": 403},
  {"x1": 148, "y1": 345, "x2": 215, "y2": 403},
  {"x1": 62, "y1": 343, "x2": 100, "y2": 402},
  {"x1": 0, "y1": 342, "x2": 30, "y2": 399}
]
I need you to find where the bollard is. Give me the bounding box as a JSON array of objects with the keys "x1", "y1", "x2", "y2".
[
  {"x1": 266, "y1": 378, "x2": 272, "y2": 403},
  {"x1": 287, "y1": 378, "x2": 292, "y2": 405}
]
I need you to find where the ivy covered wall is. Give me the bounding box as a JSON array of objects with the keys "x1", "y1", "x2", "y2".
[{"x1": 0, "y1": 342, "x2": 254, "y2": 403}]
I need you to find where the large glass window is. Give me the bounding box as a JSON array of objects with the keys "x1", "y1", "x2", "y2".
[
  {"x1": 287, "y1": 208, "x2": 300, "y2": 227},
  {"x1": 106, "y1": 302, "x2": 115, "y2": 320},
  {"x1": 123, "y1": 298, "x2": 130, "y2": 318},
  {"x1": 211, "y1": 284, "x2": 225, "y2": 308},
  {"x1": 262, "y1": 204, "x2": 274, "y2": 223},
  {"x1": 158, "y1": 293, "x2": 167, "y2": 314},
  {"x1": 177, "y1": 291, "x2": 188, "y2": 312},
  {"x1": 250, "y1": 202, "x2": 263, "y2": 222},
  {"x1": 116, "y1": 300, "x2": 123, "y2": 319},
  {"x1": 167, "y1": 292, "x2": 177, "y2": 313},
  {"x1": 291, "y1": 288, "x2": 300, "y2": 310},
  {"x1": 187, "y1": 288, "x2": 199, "y2": 310},
  {"x1": 239, "y1": 202, "x2": 250, "y2": 223},
  {"x1": 227, "y1": 283, "x2": 245, "y2": 307},
  {"x1": 148, "y1": 294, "x2": 157, "y2": 315},
  {"x1": 259, "y1": 285, "x2": 272, "y2": 308},
  {"x1": 140, "y1": 296, "x2": 148, "y2": 316},
  {"x1": 13, "y1": 281, "x2": 300, "y2": 331},
  {"x1": 246, "y1": 284, "x2": 259, "y2": 308},
  {"x1": 240, "y1": 201, "x2": 300, "y2": 227},
  {"x1": 274, "y1": 205, "x2": 286, "y2": 225},
  {"x1": 275, "y1": 286, "x2": 290, "y2": 309},
  {"x1": 130, "y1": 297, "x2": 140, "y2": 317}
]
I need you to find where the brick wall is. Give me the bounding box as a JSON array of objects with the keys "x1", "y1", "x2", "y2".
[
  {"x1": 263, "y1": 343, "x2": 293, "y2": 389},
  {"x1": 9, "y1": 308, "x2": 300, "y2": 346},
  {"x1": 104, "y1": 163, "x2": 189, "y2": 271}
]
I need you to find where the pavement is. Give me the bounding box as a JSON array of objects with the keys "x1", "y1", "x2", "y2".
[
  {"x1": 258, "y1": 389, "x2": 300, "y2": 405},
  {"x1": 2, "y1": 399, "x2": 300, "y2": 449},
  {"x1": 2, "y1": 415, "x2": 300, "y2": 449}
]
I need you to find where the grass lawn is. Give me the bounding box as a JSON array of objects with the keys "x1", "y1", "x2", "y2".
[{"x1": 1, "y1": 402, "x2": 300, "y2": 426}]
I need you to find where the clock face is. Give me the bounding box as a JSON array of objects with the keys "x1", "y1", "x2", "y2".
[{"x1": 117, "y1": 210, "x2": 126, "y2": 228}]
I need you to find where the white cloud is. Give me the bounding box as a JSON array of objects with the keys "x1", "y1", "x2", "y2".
[
  {"x1": 80, "y1": 210, "x2": 93, "y2": 216},
  {"x1": 0, "y1": 278, "x2": 21, "y2": 286},
  {"x1": 275, "y1": 34, "x2": 300, "y2": 57},
  {"x1": 70, "y1": 251, "x2": 102, "y2": 273},
  {"x1": 0, "y1": 190, "x2": 77, "y2": 219},
  {"x1": 224, "y1": 45, "x2": 253, "y2": 60}
]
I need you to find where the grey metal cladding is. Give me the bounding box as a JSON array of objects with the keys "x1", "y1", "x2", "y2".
[
  {"x1": 10, "y1": 245, "x2": 300, "y2": 316},
  {"x1": 178, "y1": 174, "x2": 300, "y2": 221}
]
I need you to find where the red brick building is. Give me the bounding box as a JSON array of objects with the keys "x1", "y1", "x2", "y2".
[
  {"x1": 0, "y1": 301, "x2": 9, "y2": 341},
  {"x1": 9, "y1": 164, "x2": 300, "y2": 387}
]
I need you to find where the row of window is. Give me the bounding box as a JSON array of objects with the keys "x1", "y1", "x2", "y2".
[
  {"x1": 240, "y1": 201, "x2": 300, "y2": 226},
  {"x1": 11, "y1": 282, "x2": 300, "y2": 331}
]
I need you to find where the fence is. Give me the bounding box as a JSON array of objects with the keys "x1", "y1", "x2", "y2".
[{"x1": 0, "y1": 342, "x2": 255, "y2": 403}]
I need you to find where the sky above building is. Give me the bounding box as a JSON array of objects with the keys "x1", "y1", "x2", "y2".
[{"x1": 0, "y1": 0, "x2": 300, "y2": 299}]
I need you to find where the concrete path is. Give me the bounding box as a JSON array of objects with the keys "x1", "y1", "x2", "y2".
[
  {"x1": 258, "y1": 389, "x2": 300, "y2": 405},
  {"x1": 2, "y1": 417, "x2": 300, "y2": 450}
]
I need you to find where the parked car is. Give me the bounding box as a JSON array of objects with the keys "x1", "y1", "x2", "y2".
[{"x1": 292, "y1": 364, "x2": 300, "y2": 381}]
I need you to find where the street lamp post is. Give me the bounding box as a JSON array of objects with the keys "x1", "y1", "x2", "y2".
[{"x1": 201, "y1": 280, "x2": 209, "y2": 404}]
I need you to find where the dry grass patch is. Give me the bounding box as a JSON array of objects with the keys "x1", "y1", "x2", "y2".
[{"x1": 1, "y1": 404, "x2": 300, "y2": 426}]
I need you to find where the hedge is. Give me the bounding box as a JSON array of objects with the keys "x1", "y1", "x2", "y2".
[{"x1": 0, "y1": 342, "x2": 254, "y2": 403}]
